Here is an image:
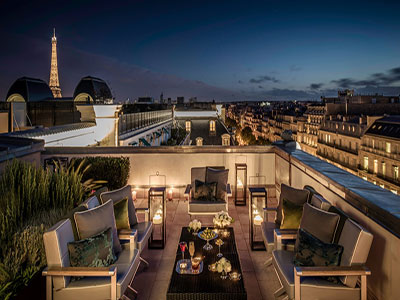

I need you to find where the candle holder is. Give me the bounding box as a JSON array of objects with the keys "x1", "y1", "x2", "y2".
[
  {"x1": 235, "y1": 156, "x2": 247, "y2": 206},
  {"x1": 148, "y1": 186, "x2": 166, "y2": 249}
]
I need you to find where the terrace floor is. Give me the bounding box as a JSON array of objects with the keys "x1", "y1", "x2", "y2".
[{"x1": 129, "y1": 194, "x2": 280, "y2": 300}]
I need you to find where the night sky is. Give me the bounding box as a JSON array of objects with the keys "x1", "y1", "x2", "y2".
[{"x1": 1, "y1": 0, "x2": 400, "y2": 101}]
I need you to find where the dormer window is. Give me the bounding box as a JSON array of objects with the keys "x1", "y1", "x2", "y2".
[
  {"x1": 209, "y1": 120, "x2": 216, "y2": 132},
  {"x1": 196, "y1": 137, "x2": 203, "y2": 146},
  {"x1": 221, "y1": 134, "x2": 230, "y2": 146},
  {"x1": 185, "y1": 120, "x2": 191, "y2": 132}
]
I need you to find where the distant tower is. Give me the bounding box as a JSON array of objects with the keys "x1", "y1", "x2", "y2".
[{"x1": 49, "y1": 28, "x2": 62, "y2": 98}]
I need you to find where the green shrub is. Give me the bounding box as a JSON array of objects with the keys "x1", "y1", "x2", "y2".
[{"x1": 73, "y1": 157, "x2": 130, "y2": 190}]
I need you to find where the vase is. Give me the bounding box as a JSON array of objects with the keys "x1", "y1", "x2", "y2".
[{"x1": 220, "y1": 270, "x2": 227, "y2": 280}]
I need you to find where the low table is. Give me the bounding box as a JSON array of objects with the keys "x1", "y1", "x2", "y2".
[{"x1": 167, "y1": 227, "x2": 247, "y2": 300}]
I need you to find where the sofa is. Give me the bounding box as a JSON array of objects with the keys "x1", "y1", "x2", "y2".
[
  {"x1": 42, "y1": 208, "x2": 139, "y2": 300},
  {"x1": 184, "y1": 166, "x2": 231, "y2": 217}
]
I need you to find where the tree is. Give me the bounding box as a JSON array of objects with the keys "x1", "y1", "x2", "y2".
[
  {"x1": 225, "y1": 117, "x2": 237, "y2": 128},
  {"x1": 240, "y1": 126, "x2": 256, "y2": 145}
]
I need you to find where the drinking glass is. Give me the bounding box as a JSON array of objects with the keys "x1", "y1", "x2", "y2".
[
  {"x1": 189, "y1": 241, "x2": 195, "y2": 259},
  {"x1": 179, "y1": 241, "x2": 187, "y2": 260}
]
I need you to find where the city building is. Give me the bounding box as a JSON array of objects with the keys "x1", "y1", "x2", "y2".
[{"x1": 359, "y1": 116, "x2": 400, "y2": 194}]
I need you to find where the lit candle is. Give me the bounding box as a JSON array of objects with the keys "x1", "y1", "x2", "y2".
[
  {"x1": 153, "y1": 214, "x2": 162, "y2": 225},
  {"x1": 231, "y1": 272, "x2": 238, "y2": 279},
  {"x1": 254, "y1": 215, "x2": 263, "y2": 226},
  {"x1": 180, "y1": 261, "x2": 187, "y2": 269},
  {"x1": 168, "y1": 189, "x2": 173, "y2": 200},
  {"x1": 132, "y1": 190, "x2": 137, "y2": 201}
]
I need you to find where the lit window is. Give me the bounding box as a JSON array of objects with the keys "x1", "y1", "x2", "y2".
[
  {"x1": 382, "y1": 162, "x2": 386, "y2": 177},
  {"x1": 392, "y1": 190, "x2": 398, "y2": 195},
  {"x1": 196, "y1": 137, "x2": 203, "y2": 146},
  {"x1": 185, "y1": 120, "x2": 191, "y2": 132},
  {"x1": 386, "y1": 142, "x2": 391, "y2": 153},
  {"x1": 374, "y1": 159, "x2": 378, "y2": 174},
  {"x1": 394, "y1": 166, "x2": 399, "y2": 181},
  {"x1": 372, "y1": 139, "x2": 375, "y2": 149},
  {"x1": 210, "y1": 120, "x2": 216, "y2": 132},
  {"x1": 222, "y1": 134, "x2": 230, "y2": 146},
  {"x1": 363, "y1": 157, "x2": 369, "y2": 171}
]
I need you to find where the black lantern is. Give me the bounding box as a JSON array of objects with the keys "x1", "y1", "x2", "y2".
[
  {"x1": 248, "y1": 187, "x2": 267, "y2": 251},
  {"x1": 235, "y1": 163, "x2": 247, "y2": 206},
  {"x1": 148, "y1": 186, "x2": 166, "y2": 248}
]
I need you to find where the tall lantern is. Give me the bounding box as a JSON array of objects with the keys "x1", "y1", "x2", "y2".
[
  {"x1": 248, "y1": 174, "x2": 267, "y2": 251},
  {"x1": 234, "y1": 155, "x2": 247, "y2": 206},
  {"x1": 148, "y1": 172, "x2": 167, "y2": 249}
]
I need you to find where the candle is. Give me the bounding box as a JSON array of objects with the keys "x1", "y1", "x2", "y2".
[
  {"x1": 231, "y1": 272, "x2": 238, "y2": 279},
  {"x1": 132, "y1": 190, "x2": 137, "y2": 201},
  {"x1": 168, "y1": 189, "x2": 173, "y2": 200},
  {"x1": 153, "y1": 214, "x2": 162, "y2": 225},
  {"x1": 254, "y1": 215, "x2": 263, "y2": 226},
  {"x1": 222, "y1": 230, "x2": 230, "y2": 238},
  {"x1": 179, "y1": 261, "x2": 187, "y2": 269},
  {"x1": 229, "y1": 271, "x2": 241, "y2": 281}
]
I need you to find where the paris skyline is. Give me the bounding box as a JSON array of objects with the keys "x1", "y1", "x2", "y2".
[{"x1": 1, "y1": 0, "x2": 400, "y2": 101}]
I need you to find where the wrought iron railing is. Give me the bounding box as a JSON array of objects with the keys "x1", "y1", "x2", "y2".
[{"x1": 119, "y1": 110, "x2": 172, "y2": 135}]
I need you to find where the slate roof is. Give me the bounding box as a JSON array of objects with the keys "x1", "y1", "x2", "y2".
[
  {"x1": 365, "y1": 116, "x2": 400, "y2": 140},
  {"x1": 6, "y1": 77, "x2": 54, "y2": 102}
]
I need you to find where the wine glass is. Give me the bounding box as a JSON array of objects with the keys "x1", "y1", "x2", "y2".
[
  {"x1": 179, "y1": 241, "x2": 187, "y2": 261},
  {"x1": 189, "y1": 241, "x2": 195, "y2": 259},
  {"x1": 215, "y1": 238, "x2": 224, "y2": 258}
]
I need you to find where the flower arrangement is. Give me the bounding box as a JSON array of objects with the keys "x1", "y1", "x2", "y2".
[
  {"x1": 215, "y1": 257, "x2": 232, "y2": 279},
  {"x1": 188, "y1": 219, "x2": 202, "y2": 235},
  {"x1": 213, "y1": 211, "x2": 234, "y2": 228}
]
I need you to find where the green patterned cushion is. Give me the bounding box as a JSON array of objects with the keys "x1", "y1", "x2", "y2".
[
  {"x1": 68, "y1": 227, "x2": 117, "y2": 271},
  {"x1": 294, "y1": 228, "x2": 343, "y2": 267},
  {"x1": 280, "y1": 198, "x2": 303, "y2": 229},
  {"x1": 194, "y1": 180, "x2": 218, "y2": 201},
  {"x1": 113, "y1": 197, "x2": 131, "y2": 230}
]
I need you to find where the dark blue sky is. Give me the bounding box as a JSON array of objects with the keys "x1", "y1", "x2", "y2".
[{"x1": 1, "y1": 0, "x2": 400, "y2": 101}]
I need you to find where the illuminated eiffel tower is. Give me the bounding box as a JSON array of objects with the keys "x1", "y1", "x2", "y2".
[{"x1": 49, "y1": 28, "x2": 62, "y2": 98}]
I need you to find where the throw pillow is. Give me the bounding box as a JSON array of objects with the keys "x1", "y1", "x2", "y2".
[
  {"x1": 113, "y1": 197, "x2": 131, "y2": 230},
  {"x1": 205, "y1": 167, "x2": 228, "y2": 201},
  {"x1": 68, "y1": 227, "x2": 117, "y2": 280},
  {"x1": 294, "y1": 228, "x2": 344, "y2": 267},
  {"x1": 74, "y1": 199, "x2": 122, "y2": 254},
  {"x1": 280, "y1": 198, "x2": 303, "y2": 229},
  {"x1": 194, "y1": 180, "x2": 218, "y2": 201},
  {"x1": 276, "y1": 184, "x2": 310, "y2": 226},
  {"x1": 300, "y1": 203, "x2": 339, "y2": 243}
]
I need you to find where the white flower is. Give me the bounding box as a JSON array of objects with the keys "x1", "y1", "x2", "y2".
[{"x1": 189, "y1": 219, "x2": 201, "y2": 231}]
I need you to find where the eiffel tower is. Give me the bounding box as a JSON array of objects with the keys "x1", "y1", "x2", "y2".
[{"x1": 49, "y1": 28, "x2": 62, "y2": 98}]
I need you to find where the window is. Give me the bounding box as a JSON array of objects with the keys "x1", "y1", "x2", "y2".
[
  {"x1": 386, "y1": 142, "x2": 391, "y2": 153},
  {"x1": 394, "y1": 166, "x2": 399, "y2": 181},
  {"x1": 374, "y1": 159, "x2": 378, "y2": 174},
  {"x1": 209, "y1": 120, "x2": 216, "y2": 132},
  {"x1": 382, "y1": 162, "x2": 386, "y2": 177},
  {"x1": 196, "y1": 137, "x2": 203, "y2": 146},
  {"x1": 363, "y1": 156, "x2": 369, "y2": 171},
  {"x1": 372, "y1": 139, "x2": 375, "y2": 149},
  {"x1": 222, "y1": 134, "x2": 230, "y2": 146},
  {"x1": 185, "y1": 120, "x2": 191, "y2": 132}
]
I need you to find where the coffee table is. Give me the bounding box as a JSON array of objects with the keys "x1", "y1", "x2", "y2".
[{"x1": 166, "y1": 227, "x2": 247, "y2": 300}]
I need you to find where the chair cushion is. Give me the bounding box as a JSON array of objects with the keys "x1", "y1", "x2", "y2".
[
  {"x1": 277, "y1": 184, "x2": 310, "y2": 225},
  {"x1": 310, "y1": 194, "x2": 331, "y2": 211},
  {"x1": 113, "y1": 198, "x2": 131, "y2": 230},
  {"x1": 131, "y1": 222, "x2": 152, "y2": 252},
  {"x1": 63, "y1": 205, "x2": 88, "y2": 241},
  {"x1": 281, "y1": 198, "x2": 303, "y2": 229},
  {"x1": 81, "y1": 195, "x2": 100, "y2": 210},
  {"x1": 100, "y1": 185, "x2": 138, "y2": 226},
  {"x1": 272, "y1": 250, "x2": 361, "y2": 300},
  {"x1": 68, "y1": 227, "x2": 116, "y2": 271},
  {"x1": 54, "y1": 244, "x2": 140, "y2": 300},
  {"x1": 189, "y1": 200, "x2": 227, "y2": 214},
  {"x1": 43, "y1": 219, "x2": 75, "y2": 290},
  {"x1": 338, "y1": 219, "x2": 373, "y2": 288},
  {"x1": 191, "y1": 167, "x2": 207, "y2": 189},
  {"x1": 74, "y1": 199, "x2": 122, "y2": 254},
  {"x1": 261, "y1": 221, "x2": 276, "y2": 253},
  {"x1": 206, "y1": 168, "x2": 229, "y2": 201},
  {"x1": 194, "y1": 180, "x2": 217, "y2": 201},
  {"x1": 294, "y1": 228, "x2": 343, "y2": 267},
  {"x1": 328, "y1": 206, "x2": 348, "y2": 244},
  {"x1": 300, "y1": 203, "x2": 339, "y2": 243}
]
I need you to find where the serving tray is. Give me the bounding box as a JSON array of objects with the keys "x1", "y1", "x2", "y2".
[{"x1": 175, "y1": 259, "x2": 204, "y2": 275}]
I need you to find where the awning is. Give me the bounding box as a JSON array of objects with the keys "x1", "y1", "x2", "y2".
[{"x1": 139, "y1": 138, "x2": 151, "y2": 147}]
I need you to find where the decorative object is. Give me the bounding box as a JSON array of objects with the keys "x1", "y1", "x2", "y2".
[
  {"x1": 206, "y1": 168, "x2": 229, "y2": 201},
  {"x1": 113, "y1": 197, "x2": 131, "y2": 230},
  {"x1": 248, "y1": 187, "x2": 267, "y2": 250},
  {"x1": 208, "y1": 263, "x2": 217, "y2": 272},
  {"x1": 179, "y1": 260, "x2": 188, "y2": 270},
  {"x1": 132, "y1": 190, "x2": 137, "y2": 201},
  {"x1": 168, "y1": 188, "x2": 173, "y2": 201},
  {"x1": 188, "y1": 219, "x2": 202, "y2": 235},
  {"x1": 191, "y1": 256, "x2": 202, "y2": 271},
  {"x1": 215, "y1": 257, "x2": 232, "y2": 280},
  {"x1": 198, "y1": 228, "x2": 218, "y2": 250},
  {"x1": 194, "y1": 180, "x2": 218, "y2": 201},
  {"x1": 213, "y1": 211, "x2": 234, "y2": 229},
  {"x1": 179, "y1": 241, "x2": 187, "y2": 260},
  {"x1": 189, "y1": 241, "x2": 195, "y2": 260},
  {"x1": 280, "y1": 198, "x2": 303, "y2": 229},
  {"x1": 175, "y1": 259, "x2": 204, "y2": 275},
  {"x1": 229, "y1": 272, "x2": 242, "y2": 281},
  {"x1": 234, "y1": 156, "x2": 247, "y2": 206},
  {"x1": 148, "y1": 185, "x2": 166, "y2": 248},
  {"x1": 215, "y1": 238, "x2": 224, "y2": 258}
]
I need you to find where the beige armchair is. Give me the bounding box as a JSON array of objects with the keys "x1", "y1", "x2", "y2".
[{"x1": 42, "y1": 218, "x2": 139, "y2": 300}]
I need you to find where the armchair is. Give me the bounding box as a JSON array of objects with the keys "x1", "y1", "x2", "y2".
[
  {"x1": 42, "y1": 218, "x2": 140, "y2": 300},
  {"x1": 100, "y1": 185, "x2": 152, "y2": 266},
  {"x1": 185, "y1": 166, "x2": 231, "y2": 217}
]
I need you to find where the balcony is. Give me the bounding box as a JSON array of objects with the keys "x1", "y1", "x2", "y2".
[{"x1": 36, "y1": 144, "x2": 400, "y2": 300}]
